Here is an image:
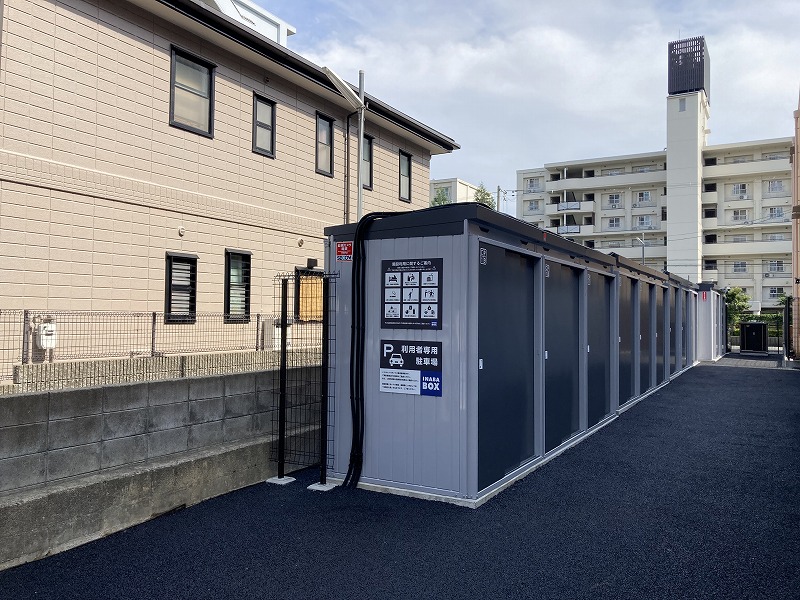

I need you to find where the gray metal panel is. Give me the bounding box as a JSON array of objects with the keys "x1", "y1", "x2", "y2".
[
  {"x1": 618, "y1": 277, "x2": 634, "y2": 404},
  {"x1": 656, "y1": 286, "x2": 666, "y2": 385},
  {"x1": 477, "y1": 243, "x2": 536, "y2": 491},
  {"x1": 361, "y1": 235, "x2": 465, "y2": 495},
  {"x1": 587, "y1": 274, "x2": 612, "y2": 427},
  {"x1": 544, "y1": 261, "x2": 581, "y2": 452},
  {"x1": 669, "y1": 287, "x2": 677, "y2": 374},
  {"x1": 639, "y1": 282, "x2": 652, "y2": 393},
  {"x1": 681, "y1": 291, "x2": 689, "y2": 368}
]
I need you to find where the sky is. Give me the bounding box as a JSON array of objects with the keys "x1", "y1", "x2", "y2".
[{"x1": 257, "y1": 0, "x2": 799, "y2": 213}]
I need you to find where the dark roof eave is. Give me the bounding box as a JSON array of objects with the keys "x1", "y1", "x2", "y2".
[{"x1": 154, "y1": 0, "x2": 459, "y2": 153}]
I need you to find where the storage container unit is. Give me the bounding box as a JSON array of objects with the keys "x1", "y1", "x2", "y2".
[
  {"x1": 324, "y1": 205, "x2": 708, "y2": 505},
  {"x1": 740, "y1": 322, "x2": 768, "y2": 354},
  {"x1": 696, "y1": 283, "x2": 725, "y2": 362}
]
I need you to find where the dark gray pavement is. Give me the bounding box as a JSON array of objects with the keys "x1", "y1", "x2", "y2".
[{"x1": 1, "y1": 358, "x2": 798, "y2": 599}]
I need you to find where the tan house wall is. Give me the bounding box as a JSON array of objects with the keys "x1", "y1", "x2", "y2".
[{"x1": 0, "y1": 0, "x2": 432, "y2": 311}]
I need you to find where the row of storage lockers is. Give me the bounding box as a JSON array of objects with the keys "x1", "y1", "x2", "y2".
[{"x1": 325, "y1": 204, "x2": 705, "y2": 504}]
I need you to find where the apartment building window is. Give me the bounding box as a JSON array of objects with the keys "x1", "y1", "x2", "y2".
[
  {"x1": 704, "y1": 259, "x2": 717, "y2": 271},
  {"x1": 763, "y1": 151, "x2": 789, "y2": 160},
  {"x1": 732, "y1": 183, "x2": 748, "y2": 198},
  {"x1": 636, "y1": 215, "x2": 652, "y2": 229},
  {"x1": 549, "y1": 219, "x2": 560, "y2": 228},
  {"x1": 703, "y1": 206, "x2": 717, "y2": 218},
  {"x1": 316, "y1": 113, "x2": 334, "y2": 176},
  {"x1": 661, "y1": 207, "x2": 667, "y2": 221},
  {"x1": 729, "y1": 155, "x2": 751, "y2": 164},
  {"x1": 608, "y1": 217, "x2": 621, "y2": 229},
  {"x1": 165, "y1": 253, "x2": 197, "y2": 323},
  {"x1": 703, "y1": 182, "x2": 717, "y2": 192},
  {"x1": 584, "y1": 193, "x2": 595, "y2": 201},
  {"x1": 601, "y1": 167, "x2": 624, "y2": 176},
  {"x1": 524, "y1": 177, "x2": 541, "y2": 192},
  {"x1": 768, "y1": 207, "x2": 784, "y2": 219},
  {"x1": 768, "y1": 260, "x2": 785, "y2": 273},
  {"x1": 253, "y1": 94, "x2": 275, "y2": 158},
  {"x1": 583, "y1": 170, "x2": 595, "y2": 178},
  {"x1": 765, "y1": 233, "x2": 786, "y2": 241},
  {"x1": 636, "y1": 191, "x2": 651, "y2": 203},
  {"x1": 704, "y1": 234, "x2": 717, "y2": 244},
  {"x1": 585, "y1": 240, "x2": 595, "y2": 249},
  {"x1": 767, "y1": 180, "x2": 784, "y2": 193},
  {"x1": 550, "y1": 196, "x2": 561, "y2": 205},
  {"x1": 399, "y1": 151, "x2": 411, "y2": 202},
  {"x1": 732, "y1": 261, "x2": 747, "y2": 274},
  {"x1": 678, "y1": 98, "x2": 686, "y2": 112},
  {"x1": 225, "y1": 250, "x2": 251, "y2": 322},
  {"x1": 607, "y1": 193, "x2": 620, "y2": 207},
  {"x1": 607, "y1": 240, "x2": 622, "y2": 248},
  {"x1": 768, "y1": 287, "x2": 785, "y2": 299},
  {"x1": 732, "y1": 209, "x2": 748, "y2": 222},
  {"x1": 362, "y1": 135, "x2": 373, "y2": 189},
  {"x1": 170, "y1": 48, "x2": 215, "y2": 137},
  {"x1": 703, "y1": 157, "x2": 717, "y2": 166},
  {"x1": 729, "y1": 234, "x2": 752, "y2": 243}
]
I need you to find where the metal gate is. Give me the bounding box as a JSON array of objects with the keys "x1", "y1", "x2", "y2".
[{"x1": 272, "y1": 272, "x2": 336, "y2": 484}]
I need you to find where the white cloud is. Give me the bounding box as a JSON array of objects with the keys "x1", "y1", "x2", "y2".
[{"x1": 263, "y1": 0, "x2": 800, "y2": 195}]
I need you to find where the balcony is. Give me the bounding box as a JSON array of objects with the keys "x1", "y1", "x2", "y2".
[
  {"x1": 702, "y1": 157, "x2": 791, "y2": 179},
  {"x1": 702, "y1": 238, "x2": 792, "y2": 257},
  {"x1": 546, "y1": 169, "x2": 665, "y2": 193},
  {"x1": 558, "y1": 200, "x2": 595, "y2": 213},
  {"x1": 543, "y1": 224, "x2": 595, "y2": 236}
]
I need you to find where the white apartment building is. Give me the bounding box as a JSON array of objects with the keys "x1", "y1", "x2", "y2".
[
  {"x1": 430, "y1": 178, "x2": 480, "y2": 204},
  {"x1": 516, "y1": 37, "x2": 792, "y2": 314}
]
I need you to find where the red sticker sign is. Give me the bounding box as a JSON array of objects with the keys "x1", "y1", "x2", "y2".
[{"x1": 336, "y1": 241, "x2": 353, "y2": 262}]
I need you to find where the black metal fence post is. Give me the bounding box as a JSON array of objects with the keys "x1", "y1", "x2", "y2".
[
  {"x1": 255, "y1": 313, "x2": 261, "y2": 351},
  {"x1": 319, "y1": 276, "x2": 330, "y2": 485},
  {"x1": 150, "y1": 312, "x2": 157, "y2": 357},
  {"x1": 21, "y1": 310, "x2": 30, "y2": 365},
  {"x1": 278, "y1": 278, "x2": 289, "y2": 479}
]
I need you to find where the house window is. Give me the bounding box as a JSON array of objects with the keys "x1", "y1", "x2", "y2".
[
  {"x1": 767, "y1": 180, "x2": 784, "y2": 193},
  {"x1": 768, "y1": 287, "x2": 785, "y2": 299},
  {"x1": 703, "y1": 206, "x2": 717, "y2": 218},
  {"x1": 768, "y1": 260, "x2": 785, "y2": 273},
  {"x1": 768, "y1": 207, "x2": 784, "y2": 219},
  {"x1": 732, "y1": 183, "x2": 748, "y2": 198},
  {"x1": 399, "y1": 151, "x2": 411, "y2": 202},
  {"x1": 636, "y1": 191, "x2": 651, "y2": 203},
  {"x1": 253, "y1": 94, "x2": 275, "y2": 157},
  {"x1": 704, "y1": 259, "x2": 717, "y2": 271},
  {"x1": 165, "y1": 253, "x2": 197, "y2": 323},
  {"x1": 224, "y1": 251, "x2": 251, "y2": 322},
  {"x1": 524, "y1": 177, "x2": 541, "y2": 192},
  {"x1": 170, "y1": 48, "x2": 215, "y2": 137},
  {"x1": 362, "y1": 135, "x2": 373, "y2": 189},
  {"x1": 608, "y1": 217, "x2": 621, "y2": 229},
  {"x1": 636, "y1": 215, "x2": 652, "y2": 229},
  {"x1": 733, "y1": 261, "x2": 747, "y2": 273},
  {"x1": 316, "y1": 113, "x2": 334, "y2": 176},
  {"x1": 732, "y1": 209, "x2": 748, "y2": 222},
  {"x1": 294, "y1": 269, "x2": 324, "y2": 321}
]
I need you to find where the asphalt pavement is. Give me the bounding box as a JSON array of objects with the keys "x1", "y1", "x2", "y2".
[{"x1": 1, "y1": 358, "x2": 798, "y2": 599}]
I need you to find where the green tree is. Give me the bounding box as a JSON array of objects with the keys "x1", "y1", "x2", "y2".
[
  {"x1": 725, "y1": 286, "x2": 750, "y2": 327},
  {"x1": 430, "y1": 188, "x2": 451, "y2": 207},
  {"x1": 473, "y1": 183, "x2": 496, "y2": 210}
]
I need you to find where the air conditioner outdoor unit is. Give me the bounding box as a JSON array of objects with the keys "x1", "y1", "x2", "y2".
[
  {"x1": 739, "y1": 195, "x2": 746, "y2": 200},
  {"x1": 764, "y1": 273, "x2": 770, "y2": 278},
  {"x1": 632, "y1": 203, "x2": 638, "y2": 208}
]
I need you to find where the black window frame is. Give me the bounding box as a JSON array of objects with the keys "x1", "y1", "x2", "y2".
[
  {"x1": 398, "y1": 150, "x2": 412, "y2": 202},
  {"x1": 315, "y1": 112, "x2": 334, "y2": 177},
  {"x1": 224, "y1": 250, "x2": 252, "y2": 323},
  {"x1": 362, "y1": 134, "x2": 374, "y2": 190},
  {"x1": 169, "y1": 46, "x2": 216, "y2": 138},
  {"x1": 165, "y1": 252, "x2": 198, "y2": 324},
  {"x1": 252, "y1": 94, "x2": 276, "y2": 158}
]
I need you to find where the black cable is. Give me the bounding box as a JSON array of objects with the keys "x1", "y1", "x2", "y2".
[{"x1": 342, "y1": 211, "x2": 402, "y2": 489}]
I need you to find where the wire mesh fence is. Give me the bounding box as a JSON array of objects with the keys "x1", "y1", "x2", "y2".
[{"x1": 271, "y1": 272, "x2": 336, "y2": 480}]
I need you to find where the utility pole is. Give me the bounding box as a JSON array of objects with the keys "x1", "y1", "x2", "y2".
[{"x1": 496, "y1": 186, "x2": 501, "y2": 212}]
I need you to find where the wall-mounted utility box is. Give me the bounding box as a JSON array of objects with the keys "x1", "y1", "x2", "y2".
[
  {"x1": 35, "y1": 320, "x2": 57, "y2": 350},
  {"x1": 324, "y1": 204, "x2": 703, "y2": 506}
]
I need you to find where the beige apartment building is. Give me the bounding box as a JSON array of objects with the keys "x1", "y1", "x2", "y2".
[
  {"x1": 516, "y1": 37, "x2": 793, "y2": 315},
  {"x1": 0, "y1": 0, "x2": 458, "y2": 316}
]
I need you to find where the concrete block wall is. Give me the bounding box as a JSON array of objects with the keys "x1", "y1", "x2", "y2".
[{"x1": 0, "y1": 368, "x2": 319, "y2": 494}]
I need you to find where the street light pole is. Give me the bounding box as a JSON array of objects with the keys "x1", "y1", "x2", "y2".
[{"x1": 635, "y1": 235, "x2": 645, "y2": 265}]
